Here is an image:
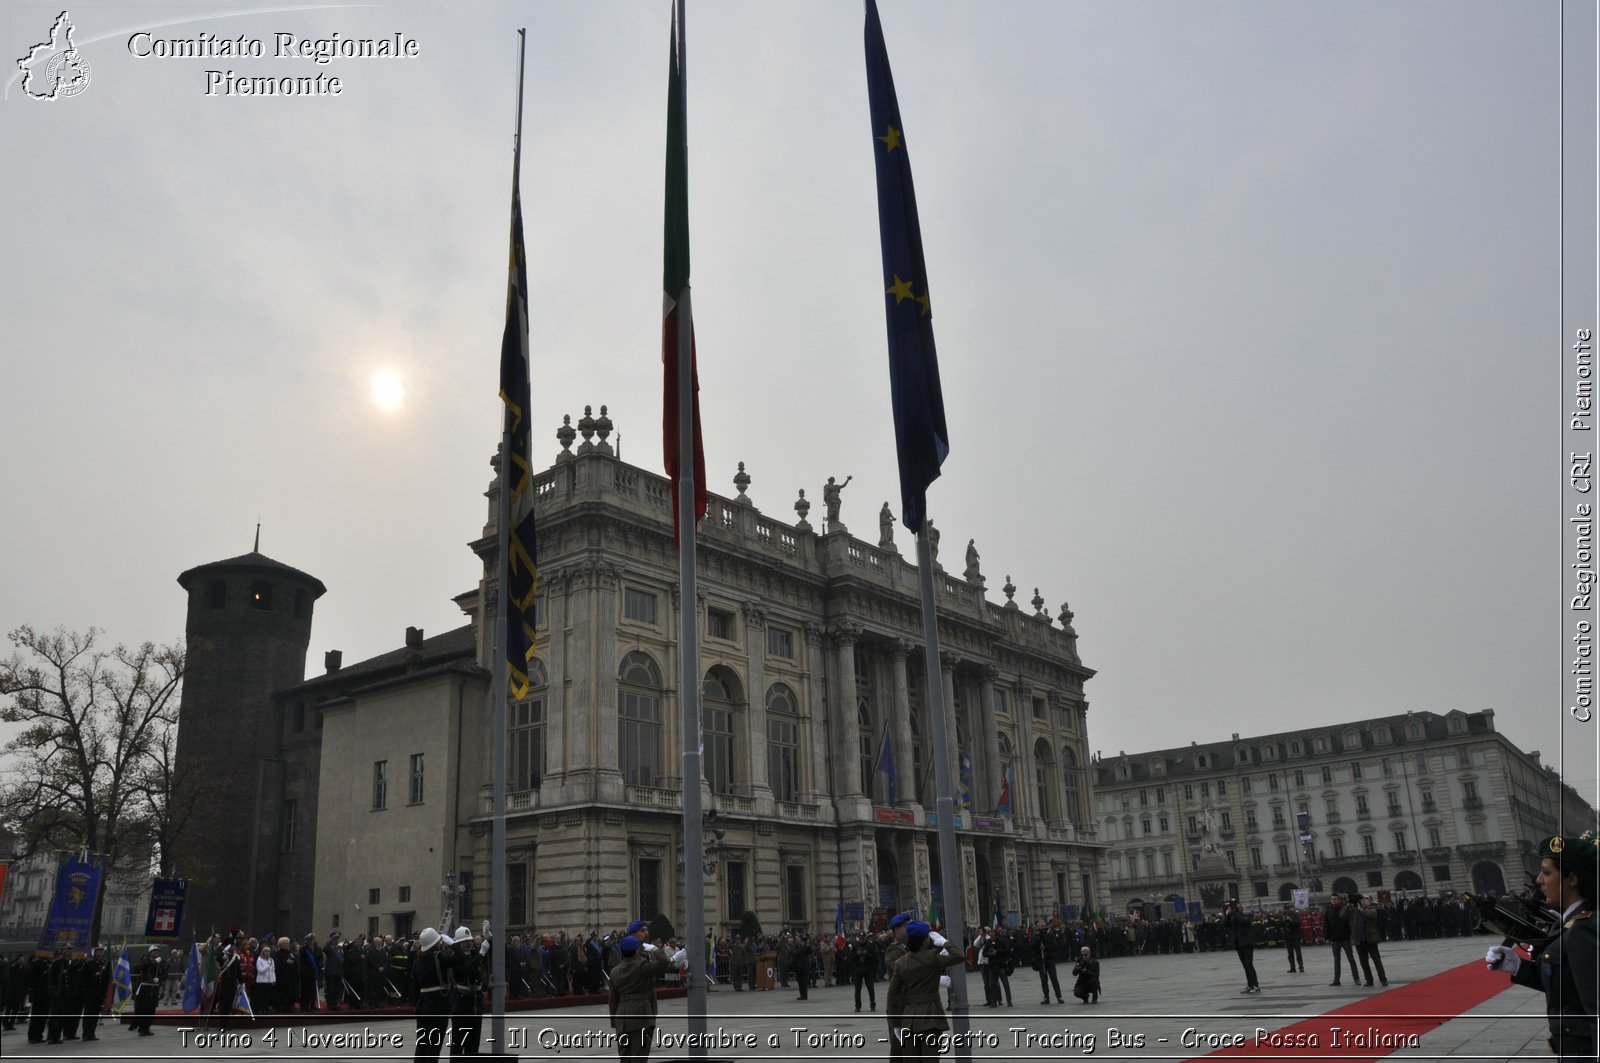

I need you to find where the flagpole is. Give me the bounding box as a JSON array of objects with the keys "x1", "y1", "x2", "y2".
[
  {"x1": 916, "y1": 522, "x2": 972, "y2": 1061},
  {"x1": 673, "y1": 0, "x2": 709, "y2": 1050},
  {"x1": 487, "y1": 27, "x2": 526, "y2": 1058}
]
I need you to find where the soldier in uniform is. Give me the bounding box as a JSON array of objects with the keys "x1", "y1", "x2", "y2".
[
  {"x1": 411, "y1": 928, "x2": 461, "y2": 1062},
  {"x1": 1487, "y1": 833, "x2": 1599, "y2": 1060},
  {"x1": 449, "y1": 924, "x2": 488, "y2": 1056},
  {"x1": 1034, "y1": 924, "x2": 1064, "y2": 1005},
  {"x1": 79, "y1": 944, "x2": 110, "y2": 1040},
  {"x1": 607, "y1": 934, "x2": 672, "y2": 1061},
  {"x1": 1280, "y1": 907, "x2": 1305, "y2": 973},
  {"x1": 885, "y1": 921, "x2": 967, "y2": 1058},
  {"x1": 881, "y1": 912, "x2": 912, "y2": 1059},
  {"x1": 26, "y1": 951, "x2": 52, "y2": 1043},
  {"x1": 130, "y1": 945, "x2": 162, "y2": 1036}
]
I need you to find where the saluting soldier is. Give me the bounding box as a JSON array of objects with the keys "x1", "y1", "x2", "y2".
[
  {"x1": 885, "y1": 921, "x2": 967, "y2": 1058},
  {"x1": 449, "y1": 924, "x2": 489, "y2": 1056},
  {"x1": 1486, "y1": 833, "x2": 1599, "y2": 1060},
  {"x1": 607, "y1": 934, "x2": 672, "y2": 1061}
]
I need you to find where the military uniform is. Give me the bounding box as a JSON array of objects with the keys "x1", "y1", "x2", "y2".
[
  {"x1": 885, "y1": 925, "x2": 967, "y2": 1060},
  {"x1": 1492, "y1": 834, "x2": 1600, "y2": 1060},
  {"x1": 607, "y1": 942, "x2": 672, "y2": 1060},
  {"x1": 412, "y1": 931, "x2": 462, "y2": 1062}
]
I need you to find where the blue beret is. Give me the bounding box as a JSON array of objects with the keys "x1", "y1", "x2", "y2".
[
  {"x1": 888, "y1": 913, "x2": 912, "y2": 929},
  {"x1": 906, "y1": 921, "x2": 931, "y2": 939},
  {"x1": 626, "y1": 920, "x2": 648, "y2": 934},
  {"x1": 619, "y1": 936, "x2": 640, "y2": 954}
]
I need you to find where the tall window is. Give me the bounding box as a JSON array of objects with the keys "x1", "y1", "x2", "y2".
[
  {"x1": 1386, "y1": 792, "x2": 1402, "y2": 815},
  {"x1": 280, "y1": 799, "x2": 297, "y2": 851},
  {"x1": 1362, "y1": 834, "x2": 1376, "y2": 855},
  {"x1": 703, "y1": 667, "x2": 742, "y2": 795},
  {"x1": 1332, "y1": 836, "x2": 1346, "y2": 857},
  {"x1": 1392, "y1": 830, "x2": 1408, "y2": 852},
  {"x1": 619, "y1": 652, "x2": 662, "y2": 786},
  {"x1": 785, "y1": 864, "x2": 808, "y2": 923},
  {"x1": 859, "y1": 705, "x2": 877, "y2": 797},
  {"x1": 409, "y1": 753, "x2": 425, "y2": 804},
  {"x1": 372, "y1": 760, "x2": 388, "y2": 810},
  {"x1": 1427, "y1": 826, "x2": 1442, "y2": 849},
  {"x1": 1276, "y1": 843, "x2": 1289, "y2": 865},
  {"x1": 510, "y1": 660, "x2": 548, "y2": 792},
  {"x1": 1351, "y1": 761, "x2": 1363, "y2": 781},
  {"x1": 1034, "y1": 740, "x2": 1057, "y2": 823},
  {"x1": 767, "y1": 684, "x2": 801, "y2": 803},
  {"x1": 508, "y1": 862, "x2": 528, "y2": 926},
  {"x1": 707, "y1": 607, "x2": 735, "y2": 641},
  {"x1": 767, "y1": 626, "x2": 794, "y2": 658},
  {"x1": 908, "y1": 670, "x2": 926, "y2": 804},
  {"x1": 638, "y1": 858, "x2": 661, "y2": 922},
  {"x1": 1355, "y1": 794, "x2": 1369, "y2": 816},
  {"x1": 726, "y1": 861, "x2": 748, "y2": 919},
  {"x1": 623, "y1": 587, "x2": 658, "y2": 624},
  {"x1": 1062, "y1": 747, "x2": 1082, "y2": 823}
]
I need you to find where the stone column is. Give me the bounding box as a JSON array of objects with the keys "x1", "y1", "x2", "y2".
[
  {"x1": 832, "y1": 624, "x2": 865, "y2": 798},
  {"x1": 980, "y1": 666, "x2": 1002, "y2": 817},
  {"x1": 939, "y1": 652, "x2": 961, "y2": 808},
  {"x1": 1016, "y1": 684, "x2": 1038, "y2": 825},
  {"x1": 594, "y1": 564, "x2": 622, "y2": 790},
  {"x1": 566, "y1": 561, "x2": 598, "y2": 797},
  {"x1": 889, "y1": 640, "x2": 915, "y2": 808},
  {"x1": 543, "y1": 567, "x2": 569, "y2": 787},
  {"x1": 803, "y1": 623, "x2": 829, "y2": 801},
  {"x1": 743, "y1": 602, "x2": 771, "y2": 799}
]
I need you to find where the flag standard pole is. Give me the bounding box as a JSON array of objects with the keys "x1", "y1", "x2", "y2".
[
  {"x1": 673, "y1": 0, "x2": 709, "y2": 1046},
  {"x1": 487, "y1": 27, "x2": 526, "y2": 1058},
  {"x1": 915, "y1": 522, "x2": 972, "y2": 1061}
]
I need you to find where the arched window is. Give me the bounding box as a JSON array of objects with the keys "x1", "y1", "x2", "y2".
[
  {"x1": 702, "y1": 665, "x2": 745, "y2": 795},
  {"x1": 510, "y1": 659, "x2": 549, "y2": 792},
  {"x1": 619, "y1": 652, "x2": 662, "y2": 786},
  {"x1": 1061, "y1": 746, "x2": 1082, "y2": 824},
  {"x1": 767, "y1": 683, "x2": 801, "y2": 803},
  {"x1": 1034, "y1": 740, "x2": 1057, "y2": 823}
]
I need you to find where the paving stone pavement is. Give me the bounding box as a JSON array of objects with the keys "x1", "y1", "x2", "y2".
[{"x1": 0, "y1": 936, "x2": 1560, "y2": 1061}]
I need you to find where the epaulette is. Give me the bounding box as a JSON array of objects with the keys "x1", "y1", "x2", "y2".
[{"x1": 1565, "y1": 911, "x2": 1594, "y2": 929}]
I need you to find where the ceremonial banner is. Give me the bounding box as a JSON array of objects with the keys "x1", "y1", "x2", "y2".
[
  {"x1": 111, "y1": 947, "x2": 133, "y2": 1013},
  {"x1": 144, "y1": 877, "x2": 187, "y2": 938},
  {"x1": 36, "y1": 850, "x2": 104, "y2": 955},
  {"x1": 0, "y1": 861, "x2": 8, "y2": 910}
]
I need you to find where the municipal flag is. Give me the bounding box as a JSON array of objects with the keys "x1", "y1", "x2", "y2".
[
  {"x1": 865, "y1": 0, "x2": 948, "y2": 534},
  {"x1": 111, "y1": 947, "x2": 132, "y2": 1014},
  {"x1": 499, "y1": 164, "x2": 540, "y2": 700},
  {"x1": 958, "y1": 751, "x2": 973, "y2": 810},
  {"x1": 835, "y1": 901, "x2": 844, "y2": 937},
  {"x1": 181, "y1": 941, "x2": 201, "y2": 1013},
  {"x1": 997, "y1": 765, "x2": 1012, "y2": 819},
  {"x1": 662, "y1": 5, "x2": 706, "y2": 544},
  {"x1": 234, "y1": 980, "x2": 255, "y2": 1018},
  {"x1": 873, "y1": 722, "x2": 897, "y2": 806}
]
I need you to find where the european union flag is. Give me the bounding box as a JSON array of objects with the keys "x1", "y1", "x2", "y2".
[
  {"x1": 181, "y1": 940, "x2": 201, "y2": 1013},
  {"x1": 865, "y1": 0, "x2": 948, "y2": 534},
  {"x1": 874, "y1": 722, "x2": 897, "y2": 806}
]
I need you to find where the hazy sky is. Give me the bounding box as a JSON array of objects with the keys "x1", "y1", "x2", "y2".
[{"x1": 4, "y1": 1, "x2": 1594, "y2": 803}]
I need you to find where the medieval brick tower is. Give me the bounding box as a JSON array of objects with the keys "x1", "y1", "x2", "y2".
[{"x1": 174, "y1": 550, "x2": 325, "y2": 939}]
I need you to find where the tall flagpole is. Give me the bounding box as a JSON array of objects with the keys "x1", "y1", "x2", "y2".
[
  {"x1": 916, "y1": 523, "x2": 972, "y2": 1061},
  {"x1": 673, "y1": 0, "x2": 709, "y2": 1050},
  {"x1": 487, "y1": 28, "x2": 526, "y2": 1058}
]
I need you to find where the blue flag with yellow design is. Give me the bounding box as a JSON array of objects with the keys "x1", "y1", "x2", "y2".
[
  {"x1": 865, "y1": 0, "x2": 949, "y2": 535},
  {"x1": 111, "y1": 946, "x2": 132, "y2": 1013},
  {"x1": 499, "y1": 169, "x2": 540, "y2": 699}
]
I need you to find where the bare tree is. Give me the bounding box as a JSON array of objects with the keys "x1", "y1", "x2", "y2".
[
  {"x1": 0, "y1": 626, "x2": 183, "y2": 942},
  {"x1": 127, "y1": 712, "x2": 213, "y2": 881}
]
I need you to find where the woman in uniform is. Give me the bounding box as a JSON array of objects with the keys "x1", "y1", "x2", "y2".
[
  {"x1": 1486, "y1": 833, "x2": 1598, "y2": 1060},
  {"x1": 885, "y1": 921, "x2": 967, "y2": 1058}
]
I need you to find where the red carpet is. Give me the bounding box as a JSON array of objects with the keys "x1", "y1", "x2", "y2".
[{"x1": 1203, "y1": 960, "x2": 1510, "y2": 1061}]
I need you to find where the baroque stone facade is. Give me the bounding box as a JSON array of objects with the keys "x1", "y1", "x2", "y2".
[
  {"x1": 448, "y1": 425, "x2": 1104, "y2": 934},
  {"x1": 1092, "y1": 710, "x2": 1597, "y2": 916}
]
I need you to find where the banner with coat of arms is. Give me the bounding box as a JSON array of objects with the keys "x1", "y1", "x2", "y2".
[
  {"x1": 37, "y1": 850, "x2": 106, "y2": 956},
  {"x1": 144, "y1": 877, "x2": 187, "y2": 937}
]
